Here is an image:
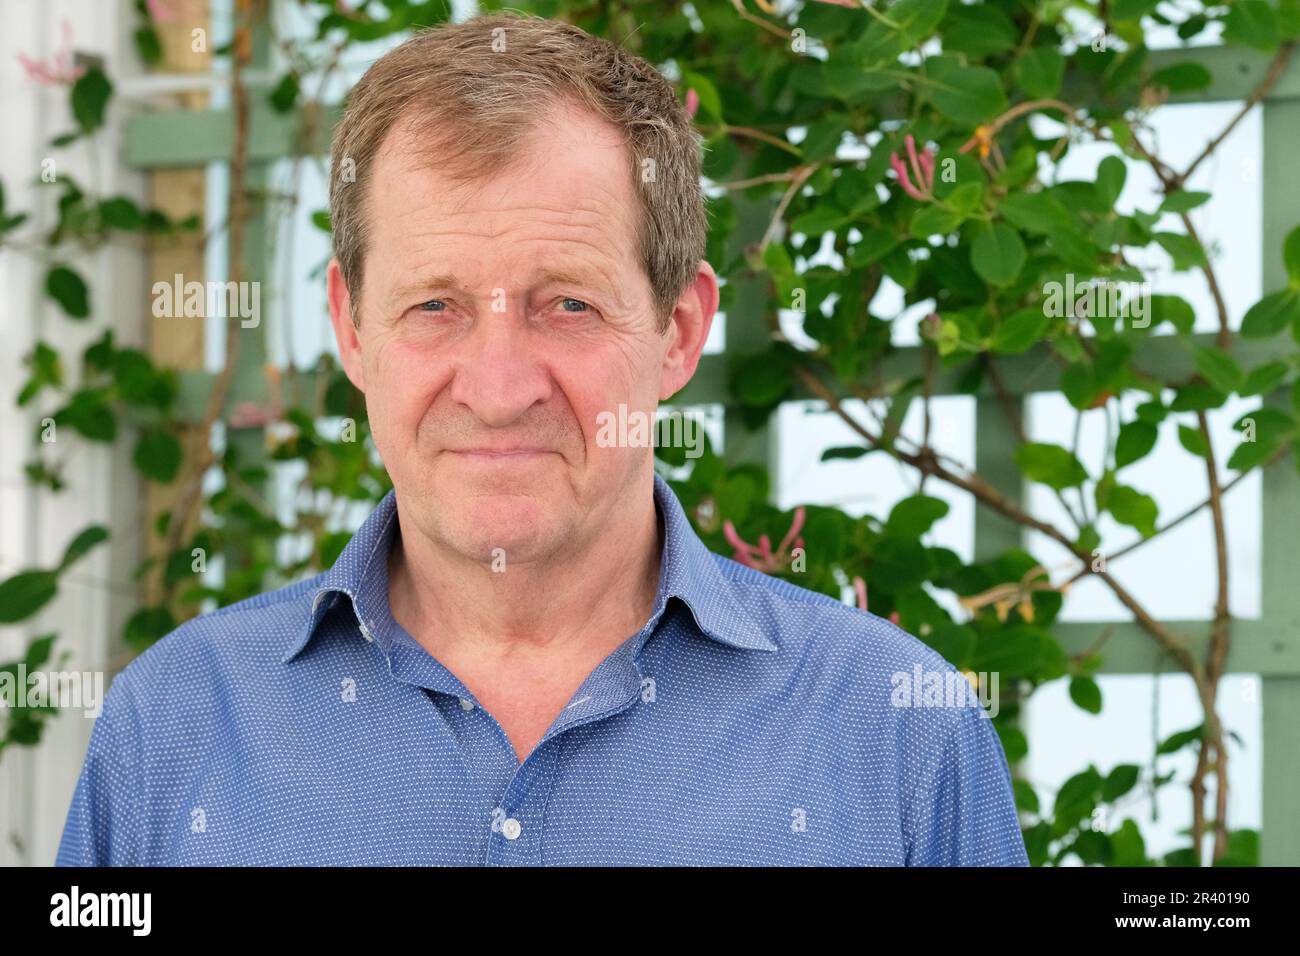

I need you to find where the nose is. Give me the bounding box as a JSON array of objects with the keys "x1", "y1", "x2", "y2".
[{"x1": 446, "y1": 307, "x2": 553, "y2": 428}]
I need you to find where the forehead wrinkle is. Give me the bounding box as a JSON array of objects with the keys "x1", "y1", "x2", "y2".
[{"x1": 386, "y1": 216, "x2": 635, "y2": 284}]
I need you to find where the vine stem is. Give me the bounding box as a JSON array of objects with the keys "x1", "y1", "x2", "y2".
[{"x1": 159, "y1": 0, "x2": 259, "y2": 580}]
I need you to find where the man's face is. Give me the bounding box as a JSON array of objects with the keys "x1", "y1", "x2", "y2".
[{"x1": 327, "y1": 102, "x2": 715, "y2": 567}]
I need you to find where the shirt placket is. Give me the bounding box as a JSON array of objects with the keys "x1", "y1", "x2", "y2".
[{"x1": 484, "y1": 638, "x2": 650, "y2": 865}]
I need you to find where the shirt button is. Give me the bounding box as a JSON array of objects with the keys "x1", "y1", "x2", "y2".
[
  {"x1": 459, "y1": 697, "x2": 474, "y2": 711},
  {"x1": 502, "y1": 818, "x2": 522, "y2": 840}
]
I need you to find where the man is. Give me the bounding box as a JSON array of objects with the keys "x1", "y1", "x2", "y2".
[{"x1": 56, "y1": 11, "x2": 1027, "y2": 866}]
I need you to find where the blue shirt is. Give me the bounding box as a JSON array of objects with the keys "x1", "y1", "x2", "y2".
[{"x1": 55, "y1": 472, "x2": 1028, "y2": 866}]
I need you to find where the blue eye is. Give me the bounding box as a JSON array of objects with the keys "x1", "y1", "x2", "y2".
[
  {"x1": 417, "y1": 300, "x2": 446, "y2": 312},
  {"x1": 560, "y1": 298, "x2": 591, "y2": 312}
]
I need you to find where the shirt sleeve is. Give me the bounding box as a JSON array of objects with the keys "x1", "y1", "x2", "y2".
[
  {"x1": 904, "y1": 703, "x2": 1029, "y2": 866},
  {"x1": 54, "y1": 675, "x2": 143, "y2": 866}
]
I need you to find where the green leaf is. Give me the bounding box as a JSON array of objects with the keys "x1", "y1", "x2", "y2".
[
  {"x1": 1013, "y1": 779, "x2": 1040, "y2": 813},
  {"x1": 909, "y1": 204, "x2": 963, "y2": 238},
  {"x1": 1178, "y1": 424, "x2": 1210, "y2": 458},
  {"x1": 886, "y1": 494, "x2": 949, "y2": 537},
  {"x1": 943, "y1": 6, "x2": 1018, "y2": 58},
  {"x1": 790, "y1": 204, "x2": 846, "y2": 236},
  {"x1": 1111, "y1": 0, "x2": 1160, "y2": 19},
  {"x1": 59, "y1": 525, "x2": 109, "y2": 571},
  {"x1": 970, "y1": 222, "x2": 1026, "y2": 285},
  {"x1": 1170, "y1": 381, "x2": 1227, "y2": 412},
  {"x1": 927, "y1": 59, "x2": 1007, "y2": 126},
  {"x1": 1095, "y1": 155, "x2": 1127, "y2": 208},
  {"x1": 858, "y1": 0, "x2": 948, "y2": 63},
  {"x1": 99, "y1": 197, "x2": 142, "y2": 230},
  {"x1": 971, "y1": 624, "x2": 1049, "y2": 675},
  {"x1": 1016, "y1": 47, "x2": 1064, "y2": 98},
  {"x1": 134, "y1": 25, "x2": 163, "y2": 66},
  {"x1": 1155, "y1": 231, "x2": 1205, "y2": 269},
  {"x1": 1114, "y1": 420, "x2": 1158, "y2": 468},
  {"x1": 124, "y1": 605, "x2": 176, "y2": 651},
  {"x1": 45, "y1": 265, "x2": 90, "y2": 319},
  {"x1": 1285, "y1": 225, "x2": 1300, "y2": 288},
  {"x1": 1148, "y1": 295, "x2": 1195, "y2": 334},
  {"x1": 1111, "y1": 819, "x2": 1148, "y2": 865},
  {"x1": 268, "y1": 73, "x2": 300, "y2": 114},
  {"x1": 1015, "y1": 442, "x2": 1088, "y2": 489},
  {"x1": 1150, "y1": 62, "x2": 1212, "y2": 93},
  {"x1": 1241, "y1": 360, "x2": 1289, "y2": 396},
  {"x1": 1193, "y1": 346, "x2": 1244, "y2": 394},
  {"x1": 133, "y1": 427, "x2": 183, "y2": 483},
  {"x1": 821, "y1": 445, "x2": 872, "y2": 461},
  {"x1": 1053, "y1": 766, "x2": 1103, "y2": 828},
  {"x1": 1157, "y1": 723, "x2": 1203, "y2": 755},
  {"x1": 1046, "y1": 227, "x2": 1101, "y2": 270},
  {"x1": 999, "y1": 191, "x2": 1074, "y2": 235},
  {"x1": 682, "y1": 70, "x2": 723, "y2": 122},
  {"x1": 1069, "y1": 675, "x2": 1103, "y2": 714},
  {"x1": 55, "y1": 389, "x2": 117, "y2": 441},
  {"x1": 1108, "y1": 484, "x2": 1158, "y2": 536},
  {"x1": 1102, "y1": 763, "x2": 1141, "y2": 801},
  {"x1": 1159, "y1": 190, "x2": 1211, "y2": 214},
  {"x1": 730, "y1": 351, "x2": 792, "y2": 407},
  {"x1": 848, "y1": 228, "x2": 900, "y2": 267},
  {"x1": 1284, "y1": 0, "x2": 1300, "y2": 39},
  {"x1": 991, "y1": 308, "x2": 1050, "y2": 354},
  {"x1": 1241, "y1": 289, "x2": 1300, "y2": 338},
  {"x1": 71, "y1": 67, "x2": 113, "y2": 133},
  {"x1": 1223, "y1": 0, "x2": 1280, "y2": 51},
  {"x1": 1214, "y1": 829, "x2": 1260, "y2": 867},
  {"x1": 0, "y1": 571, "x2": 59, "y2": 624},
  {"x1": 922, "y1": 622, "x2": 976, "y2": 668},
  {"x1": 800, "y1": 115, "x2": 852, "y2": 164},
  {"x1": 944, "y1": 181, "x2": 984, "y2": 218}
]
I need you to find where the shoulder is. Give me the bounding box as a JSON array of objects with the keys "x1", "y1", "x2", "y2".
[
  {"x1": 706, "y1": 550, "x2": 985, "y2": 761},
  {"x1": 711, "y1": 549, "x2": 960, "y2": 683}
]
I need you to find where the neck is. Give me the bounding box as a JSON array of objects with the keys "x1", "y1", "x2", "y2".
[{"x1": 387, "y1": 472, "x2": 663, "y2": 666}]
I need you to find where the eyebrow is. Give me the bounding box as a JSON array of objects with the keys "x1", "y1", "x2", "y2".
[{"x1": 391, "y1": 269, "x2": 615, "y2": 304}]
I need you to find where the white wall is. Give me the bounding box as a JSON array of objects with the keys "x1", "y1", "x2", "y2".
[{"x1": 0, "y1": 0, "x2": 145, "y2": 865}]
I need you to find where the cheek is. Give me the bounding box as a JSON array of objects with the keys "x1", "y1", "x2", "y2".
[
  {"x1": 363, "y1": 336, "x2": 447, "y2": 440},
  {"x1": 557, "y1": 342, "x2": 662, "y2": 441}
]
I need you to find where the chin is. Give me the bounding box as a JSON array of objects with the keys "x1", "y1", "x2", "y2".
[{"x1": 438, "y1": 486, "x2": 568, "y2": 563}]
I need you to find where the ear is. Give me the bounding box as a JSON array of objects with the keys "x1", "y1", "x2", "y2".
[
  {"x1": 327, "y1": 257, "x2": 365, "y2": 393},
  {"x1": 659, "y1": 260, "x2": 719, "y2": 401}
]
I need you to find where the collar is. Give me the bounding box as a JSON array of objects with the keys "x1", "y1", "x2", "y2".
[{"x1": 282, "y1": 470, "x2": 778, "y2": 663}]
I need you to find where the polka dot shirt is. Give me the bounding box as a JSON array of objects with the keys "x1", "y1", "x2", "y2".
[{"x1": 55, "y1": 473, "x2": 1028, "y2": 865}]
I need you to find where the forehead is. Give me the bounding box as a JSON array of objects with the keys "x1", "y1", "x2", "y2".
[{"x1": 363, "y1": 102, "x2": 642, "y2": 291}]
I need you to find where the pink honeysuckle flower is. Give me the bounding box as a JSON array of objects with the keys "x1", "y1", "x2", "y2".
[
  {"x1": 722, "y1": 506, "x2": 805, "y2": 573},
  {"x1": 227, "y1": 366, "x2": 284, "y2": 429},
  {"x1": 145, "y1": 0, "x2": 180, "y2": 21},
  {"x1": 228, "y1": 401, "x2": 278, "y2": 429},
  {"x1": 16, "y1": 20, "x2": 86, "y2": 86},
  {"x1": 146, "y1": 0, "x2": 209, "y2": 22},
  {"x1": 852, "y1": 575, "x2": 900, "y2": 624},
  {"x1": 889, "y1": 133, "x2": 936, "y2": 201},
  {"x1": 685, "y1": 88, "x2": 699, "y2": 119},
  {"x1": 920, "y1": 311, "x2": 942, "y2": 339}
]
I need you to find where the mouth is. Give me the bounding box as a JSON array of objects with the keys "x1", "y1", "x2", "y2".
[{"x1": 447, "y1": 448, "x2": 554, "y2": 460}]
